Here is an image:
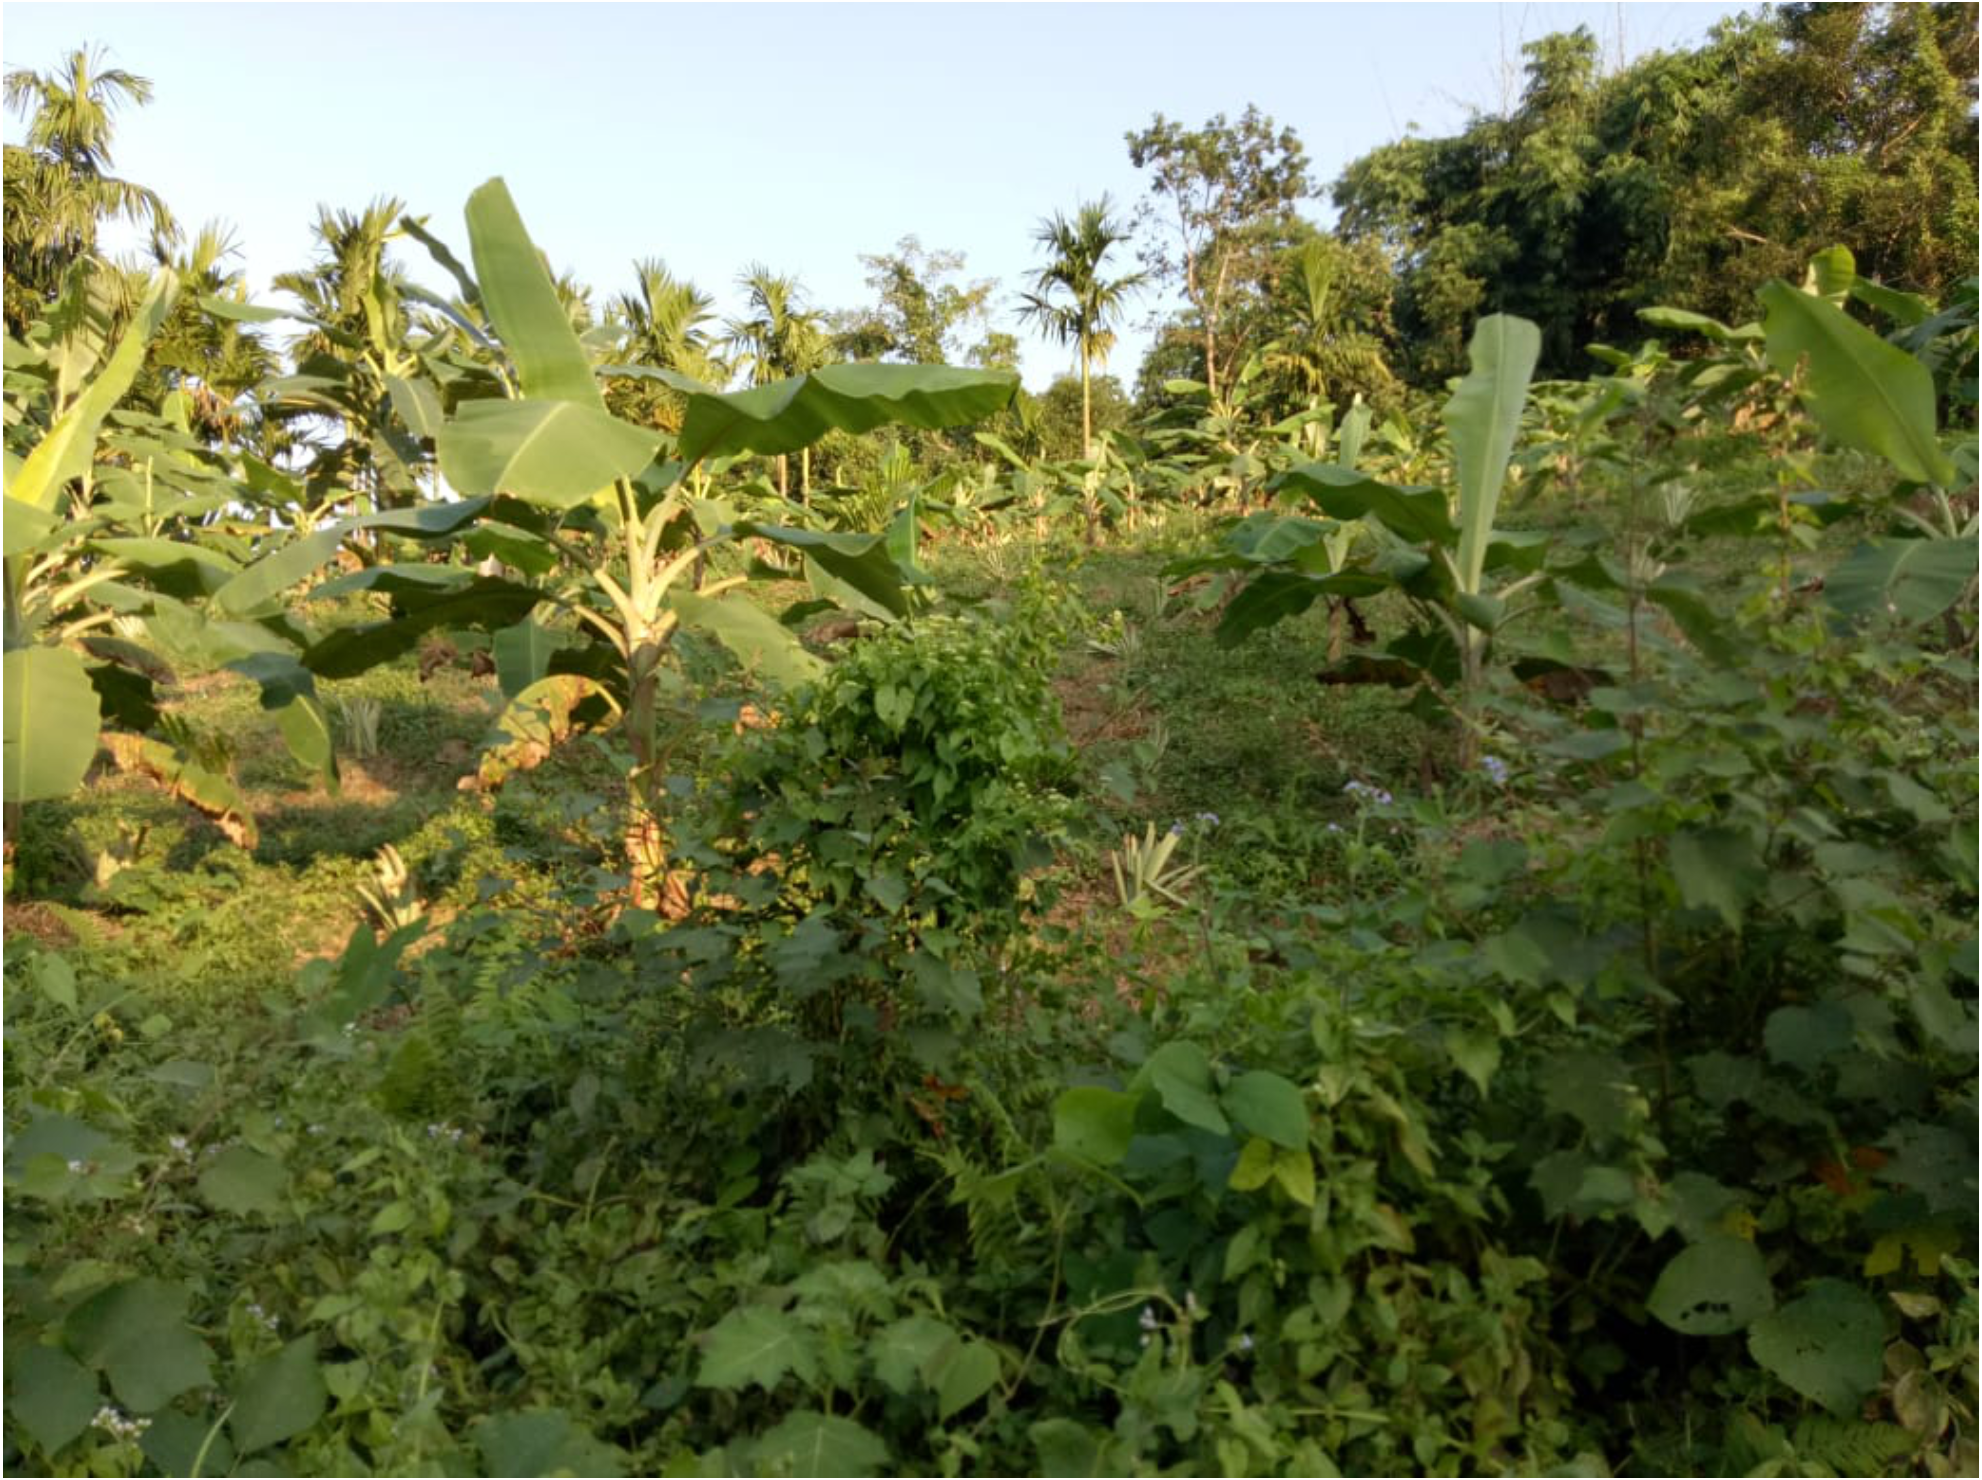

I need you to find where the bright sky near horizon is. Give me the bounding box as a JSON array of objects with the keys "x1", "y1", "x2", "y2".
[{"x1": 4, "y1": 1, "x2": 1758, "y2": 392}]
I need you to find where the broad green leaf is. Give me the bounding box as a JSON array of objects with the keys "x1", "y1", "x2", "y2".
[
  {"x1": 1227, "y1": 1136, "x2": 1275, "y2": 1192},
  {"x1": 229, "y1": 1337, "x2": 327, "y2": 1454},
  {"x1": 211, "y1": 530, "x2": 343, "y2": 616},
  {"x1": 1763, "y1": 1003, "x2": 1854, "y2": 1074},
  {"x1": 3, "y1": 494, "x2": 60, "y2": 557},
  {"x1": 669, "y1": 591, "x2": 823, "y2": 688},
  {"x1": 139, "y1": 1410, "x2": 234, "y2": 1478},
  {"x1": 870, "y1": 1315, "x2": 955, "y2": 1396},
  {"x1": 675, "y1": 362, "x2": 1017, "y2": 464},
  {"x1": 1668, "y1": 825, "x2": 1766, "y2": 929},
  {"x1": 1215, "y1": 568, "x2": 1386, "y2": 647},
  {"x1": 196, "y1": 295, "x2": 294, "y2": 323},
  {"x1": 29, "y1": 952, "x2": 77, "y2": 1010},
  {"x1": 1637, "y1": 305, "x2": 1747, "y2": 342},
  {"x1": 697, "y1": 1306, "x2": 818, "y2": 1391},
  {"x1": 1052, "y1": 1086, "x2": 1138, "y2": 1165},
  {"x1": 62, "y1": 1279, "x2": 213, "y2": 1413},
  {"x1": 90, "y1": 536, "x2": 240, "y2": 598},
  {"x1": 739, "y1": 522, "x2": 911, "y2": 620},
  {"x1": 5, "y1": 1343, "x2": 100, "y2": 1455},
  {"x1": 747, "y1": 1410, "x2": 887, "y2": 1479},
  {"x1": 334, "y1": 496, "x2": 494, "y2": 539},
  {"x1": 1443, "y1": 1027, "x2": 1502, "y2": 1097},
  {"x1": 1849, "y1": 276, "x2": 1931, "y2": 329},
  {"x1": 13, "y1": 271, "x2": 178, "y2": 510},
  {"x1": 473, "y1": 1409, "x2": 627, "y2": 1478},
  {"x1": 1648, "y1": 1236, "x2": 1774, "y2": 1336},
  {"x1": 300, "y1": 578, "x2": 544, "y2": 679},
  {"x1": 311, "y1": 564, "x2": 474, "y2": 601},
  {"x1": 438, "y1": 397, "x2": 659, "y2": 508},
  {"x1": 1758, "y1": 280, "x2": 1956, "y2": 486},
  {"x1": 1271, "y1": 1145, "x2": 1317, "y2": 1207},
  {"x1": 464, "y1": 179, "x2": 601, "y2": 407},
  {"x1": 198, "y1": 1146, "x2": 287, "y2": 1217},
  {"x1": 1803, "y1": 245, "x2": 1856, "y2": 307},
  {"x1": 932, "y1": 1340, "x2": 1000, "y2": 1421},
  {"x1": 1031, "y1": 1418, "x2": 1104, "y2": 1478},
  {"x1": 4, "y1": 647, "x2": 102, "y2": 802},
  {"x1": 385, "y1": 374, "x2": 444, "y2": 440},
  {"x1": 1133, "y1": 1041, "x2": 1229, "y2": 1135},
  {"x1": 1222, "y1": 1070, "x2": 1307, "y2": 1150},
  {"x1": 1446, "y1": 314, "x2": 1541, "y2": 594},
  {"x1": 1747, "y1": 1280, "x2": 1884, "y2": 1414},
  {"x1": 493, "y1": 617, "x2": 565, "y2": 698},
  {"x1": 1273, "y1": 462, "x2": 1455, "y2": 543},
  {"x1": 1825, "y1": 538, "x2": 1977, "y2": 623},
  {"x1": 1539, "y1": 1052, "x2": 1637, "y2": 1141}
]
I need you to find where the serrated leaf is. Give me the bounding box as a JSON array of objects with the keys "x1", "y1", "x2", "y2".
[
  {"x1": 746, "y1": 1410, "x2": 887, "y2": 1479},
  {"x1": 1748, "y1": 1280, "x2": 1885, "y2": 1414},
  {"x1": 1668, "y1": 825, "x2": 1766, "y2": 929},
  {"x1": 229, "y1": 1337, "x2": 327, "y2": 1454},
  {"x1": 62, "y1": 1279, "x2": 213, "y2": 1413},
  {"x1": 473, "y1": 1408, "x2": 627, "y2": 1478},
  {"x1": 871, "y1": 1315, "x2": 955, "y2": 1396},
  {"x1": 1648, "y1": 1236, "x2": 1774, "y2": 1336},
  {"x1": 697, "y1": 1306, "x2": 818, "y2": 1391}
]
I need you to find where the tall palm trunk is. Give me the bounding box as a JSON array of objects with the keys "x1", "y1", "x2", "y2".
[{"x1": 1079, "y1": 341, "x2": 1093, "y2": 460}]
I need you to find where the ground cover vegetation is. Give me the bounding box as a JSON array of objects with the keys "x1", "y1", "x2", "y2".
[{"x1": 3, "y1": 7, "x2": 1977, "y2": 1475}]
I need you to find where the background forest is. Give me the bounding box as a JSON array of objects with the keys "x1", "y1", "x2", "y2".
[{"x1": 3, "y1": 4, "x2": 1977, "y2": 1477}]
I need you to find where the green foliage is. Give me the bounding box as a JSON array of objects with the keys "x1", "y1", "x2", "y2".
[{"x1": 1334, "y1": 8, "x2": 1980, "y2": 384}]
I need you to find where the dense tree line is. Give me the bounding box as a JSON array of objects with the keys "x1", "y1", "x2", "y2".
[{"x1": 6, "y1": 2, "x2": 1975, "y2": 470}]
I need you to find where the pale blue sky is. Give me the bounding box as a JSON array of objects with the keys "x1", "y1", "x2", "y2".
[{"x1": 5, "y1": 2, "x2": 1758, "y2": 390}]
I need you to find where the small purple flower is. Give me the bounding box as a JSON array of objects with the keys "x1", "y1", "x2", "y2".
[
  {"x1": 1197, "y1": 811, "x2": 1220, "y2": 828},
  {"x1": 1168, "y1": 821, "x2": 1186, "y2": 837},
  {"x1": 1481, "y1": 755, "x2": 1510, "y2": 786}
]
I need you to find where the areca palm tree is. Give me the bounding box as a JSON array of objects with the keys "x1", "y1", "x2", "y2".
[
  {"x1": 603, "y1": 258, "x2": 726, "y2": 431},
  {"x1": 1017, "y1": 196, "x2": 1145, "y2": 459},
  {"x1": 616, "y1": 258, "x2": 719, "y2": 375},
  {"x1": 725, "y1": 265, "x2": 829, "y2": 495},
  {"x1": 269, "y1": 198, "x2": 427, "y2": 511},
  {"x1": 3, "y1": 46, "x2": 179, "y2": 332}
]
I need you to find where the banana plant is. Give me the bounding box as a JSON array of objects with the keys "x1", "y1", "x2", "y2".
[
  {"x1": 1754, "y1": 252, "x2": 1976, "y2": 626},
  {"x1": 254, "y1": 179, "x2": 1016, "y2": 909},
  {"x1": 3, "y1": 269, "x2": 349, "y2": 833},
  {"x1": 1166, "y1": 315, "x2": 1547, "y2": 758}
]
